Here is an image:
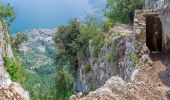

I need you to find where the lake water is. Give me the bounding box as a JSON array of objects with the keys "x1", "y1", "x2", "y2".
[{"x1": 3, "y1": 0, "x2": 94, "y2": 33}]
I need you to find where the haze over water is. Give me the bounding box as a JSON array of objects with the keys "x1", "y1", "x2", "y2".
[{"x1": 3, "y1": 0, "x2": 93, "y2": 33}]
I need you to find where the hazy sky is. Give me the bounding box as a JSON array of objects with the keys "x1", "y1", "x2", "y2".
[{"x1": 2, "y1": 0, "x2": 92, "y2": 33}]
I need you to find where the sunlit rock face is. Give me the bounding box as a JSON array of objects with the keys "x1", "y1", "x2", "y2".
[
  {"x1": 73, "y1": 24, "x2": 135, "y2": 93},
  {"x1": 145, "y1": 0, "x2": 165, "y2": 9},
  {"x1": 70, "y1": 1, "x2": 170, "y2": 99},
  {"x1": 70, "y1": 20, "x2": 169, "y2": 100},
  {"x1": 0, "y1": 19, "x2": 29, "y2": 100}
]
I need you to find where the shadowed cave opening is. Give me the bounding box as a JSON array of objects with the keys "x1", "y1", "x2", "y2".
[{"x1": 146, "y1": 15, "x2": 162, "y2": 53}]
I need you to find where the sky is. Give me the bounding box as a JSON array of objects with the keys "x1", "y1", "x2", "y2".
[{"x1": 2, "y1": 0, "x2": 93, "y2": 33}]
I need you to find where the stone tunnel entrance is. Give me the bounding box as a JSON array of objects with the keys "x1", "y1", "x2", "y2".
[{"x1": 146, "y1": 15, "x2": 162, "y2": 53}]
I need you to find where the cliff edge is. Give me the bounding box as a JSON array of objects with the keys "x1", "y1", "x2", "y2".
[{"x1": 0, "y1": 19, "x2": 29, "y2": 100}]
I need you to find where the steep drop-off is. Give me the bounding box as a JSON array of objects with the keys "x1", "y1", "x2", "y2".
[
  {"x1": 0, "y1": 19, "x2": 29, "y2": 100},
  {"x1": 18, "y1": 29, "x2": 57, "y2": 99},
  {"x1": 71, "y1": 0, "x2": 170, "y2": 99}
]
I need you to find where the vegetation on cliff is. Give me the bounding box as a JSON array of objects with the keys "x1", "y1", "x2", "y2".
[
  {"x1": 0, "y1": 2, "x2": 15, "y2": 26},
  {"x1": 0, "y1": 0, "x2": 145, "y2": 99},
  {"x1": 105, "y1": 0, "x2": 144, "y2": 24},
  {"x1": 54, "y1": 0, "x2": 144, "y2": 99}
]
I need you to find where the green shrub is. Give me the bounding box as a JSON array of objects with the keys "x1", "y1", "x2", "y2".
[
  {"x1": 90, "y1": 87, "x2": 96, "y2": 92},
  {"x1": 55, "y1": 67, "x2": 74, "y2": 100},
  {"x1": 3, "y1": 56, "x2": 21, "y2": 82},
  {"x1": 105, "y1": 52, "x2": 115, "y2": 62},
  {"x1": 11, "y1": 33, "x2": 28, "y2": 52},
  {"x1": 92, "y1": 33, "x2": 105, "y2": 58},
  {"x1": 102, "y1": 19, "x2": 113, "y2": 32},
  {"x1": 105, "y1": 0, "x2": 144, "y2": 24},
  {"x1": 131, "y1": 53, "x2": 138, "y2": 67},
  {"x1": 85, "y1": 64, "x2": 91, "y2": 74},
  {"x1": 0, "y1": 2, "x2": 15, "y2": 26}
]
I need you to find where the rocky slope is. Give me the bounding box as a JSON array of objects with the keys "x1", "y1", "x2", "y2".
[
  {"x1": 71, "y1": 23, "x2": 170, "y2": 100},
  {"x1": 0, "y1": 19, "x2": 29, "y2": 99},
  {"x1": 74, "y1": 24, "x2": 135, "y2": 93},
  {"x1": 71, "y1": 0, "x2": 170, "y2": 99}
]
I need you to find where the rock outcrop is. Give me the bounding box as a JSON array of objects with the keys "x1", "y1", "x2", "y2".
[
  {"x1": 74, "y1": 24, "x2": 135, "y2": 92},
  {"x1": 0, "y1": 19, "x2": 29, "y2": 100},
  {"x1": 72, "y1": 57, "x2": 169, "y2": 100},
  {"x1": 71, "y1": 16, "x2": 170, "y2": 100},
  {"x1": 71, "y1": 1, "x2": 170, "y2": 99}
]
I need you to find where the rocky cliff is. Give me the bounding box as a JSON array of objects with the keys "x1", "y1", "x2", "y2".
[
  {"x1": 71, "y1": 19, "x2": 170, "y2": 100},
  {"x1": 71, "y1": 0, "x2": 170, "y2": 99},
  {"x1": 73, "y1": 24, "x2": 135, "y2": 93},
  {"x1": 0, "y1": 19, "x2": 29, "y2": 100}
]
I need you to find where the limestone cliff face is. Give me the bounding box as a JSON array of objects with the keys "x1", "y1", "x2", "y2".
[
  {"x1": 70, "y1": 1, "x2": 170, "y2": 99},
  {"x1": 145, "y1": 0, "x2": 164, "y2": 9},
  {"x1": 74, "y1": 24, "x2": 135, "y2": 93},
  {"x1": 0, "y1": 19, "x2": 29, "y2": 100},
  {"x1": 145, "y1": 0, "x2": 170, "y2": 53},
  {"x1": 70, "y1": 11, "x2": 170, "y2": 100}
]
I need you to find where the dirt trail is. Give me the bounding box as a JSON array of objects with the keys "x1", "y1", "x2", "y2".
[
  {"x1": 71, "y1": 53, "x2": 170, "y2": 100},
  {"x1": 150, "y1": 53, "x2": 170, "y2": 99}
]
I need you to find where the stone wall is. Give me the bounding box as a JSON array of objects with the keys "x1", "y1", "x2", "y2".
[{"x1": 134, "y1": 10, "x2": 161, "y2": 58}]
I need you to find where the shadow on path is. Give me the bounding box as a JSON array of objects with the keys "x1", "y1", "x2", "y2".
[{"x1": 150, "y1": 53, "x2": 170, "y2": 99}]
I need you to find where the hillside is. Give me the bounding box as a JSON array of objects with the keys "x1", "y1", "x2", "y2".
[
  {"x1": 2, "y1": 0, "x2": 170, "y2": 100},
  {"x1": 70, "y1": 0, "x2": 170, "y2": 99},
  {"x1": 70, "y1": 24, "x2": 170, "y2": 100},
  {"x1": 0, "y1": 19, "x2": 29, "y2": 99},
  {"x1": 18, "y1": 29, "x2": 57, "y2": 99}
]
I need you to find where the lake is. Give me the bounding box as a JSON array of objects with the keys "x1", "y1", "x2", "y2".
[{"x1": 3, "y1": 0, "x2": 95, "y2": 33}]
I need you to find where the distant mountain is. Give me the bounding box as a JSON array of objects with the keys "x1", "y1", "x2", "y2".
[
  {"x1": 88, "y1": 0, "x2": 106, "y2": 9},
  {"x1": 88, "y1": 0, "x2": 106, "y2": 20}
]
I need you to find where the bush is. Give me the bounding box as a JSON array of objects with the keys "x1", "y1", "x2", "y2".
[
  {"x1": 3, "y1": 56, "x2": 21, "y2": 82},
  {"x1": 11, "y1": 33, "x2": 28, "y2": 53},
  {"x1": 54, "y1": 19, "x2": 81, "y2": 67},
  {"x1": 55, "y1": 67, "x2": 74, "y2": 100},
  {"x1": 92, "y1": 33, "x2": 105, "y2": 58},
  {"x1": 131, "y1": 53, "x2": 138, "y2": 67},
  {"x1": 105, "y1": 52, "x2": 115, "y2": 62},
  {"x1": 0, "y1": 2, "x2": 15, "y2": 26},
  {"x1": 105, "y1": 0, "x2": 144, "y2": 24},
  {"x1": 102, "y1": 19, "x2": 113, "y2": 32},
  {"x1": 85, "y1": 64, "x2": 91, "y2": 74}
]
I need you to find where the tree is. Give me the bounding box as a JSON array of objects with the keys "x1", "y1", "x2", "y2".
[
  {"x1": 55, "y1": 66, "x2": 73, "y2": 100},
  {"x1": 54, "y1": 19, "x2": 81, "y2": 67},
  {"x1": 105, "y1": 0, "x2": 144, "y2": 24},
  {"x1": 11, "y1": 33, "x2": 28, "y2": 53},
  {"x1": 0, "y1": 2, "x2": 15, "y2": 26},
  {"x1": 54, "y1": 19, "x2": 81, "y2": 99}
]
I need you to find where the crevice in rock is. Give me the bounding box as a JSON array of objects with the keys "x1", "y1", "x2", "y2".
[{"x1": 146, "y1": 15, "x2": 162, "y2": 53}]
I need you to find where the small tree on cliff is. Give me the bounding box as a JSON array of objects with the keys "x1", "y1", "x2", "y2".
[
  {"x1": 54, "y1": 19, "x2": 81, "y2": 99},
  {"x1": 105, "y1": 0, "x2": 144, "y2": 24},
  {"x1": 0, "y1": 2, "x2": 15, "y2": 26},
  {"x1": 55, "y1": 66, "x2": 73, "y2": 100},
  {"x1": 54, "y1": 19, "x2": 81, "y2": 68},
  {"x1": 11, "y1": 33, "x2": 28, "y2": 53}
]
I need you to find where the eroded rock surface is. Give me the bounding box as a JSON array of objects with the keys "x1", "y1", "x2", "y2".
[
  {"x1": 71, "y1": 53, "x2": 170, "y2": 100},
  {"x1": 74, "y1": 24, "x2": 135, "y2": 93},
  {"x1": 0, "y1": 19, "x2": 29, "y2": 100}
]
